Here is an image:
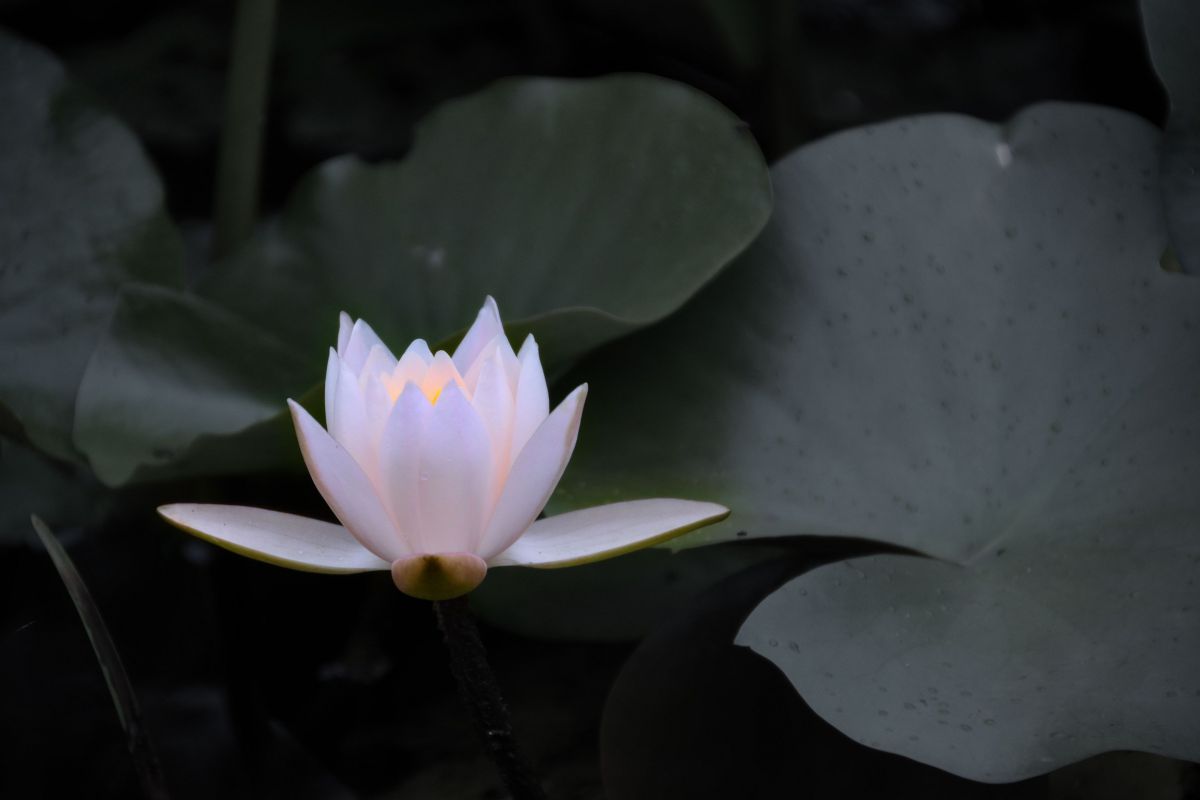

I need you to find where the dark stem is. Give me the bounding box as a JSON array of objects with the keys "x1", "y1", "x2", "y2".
[{"x1": 433, "y1": 596, "x2": 548, "y2": 800}]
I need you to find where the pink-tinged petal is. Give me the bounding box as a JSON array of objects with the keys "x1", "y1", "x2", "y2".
[
  {"x1": 159, "y1": 503, "x2": 390, "y2": 573},
  {"x1": 511, "y1": 335, "x2": 549, "y2": 463},
  {"x1": 470, "y1": 349, "x2": 515, "y2": 485},
  {"x1": 328, "y1": 355, "x2": 375, "y2": 478},
  {"x1": 341, "y1": 318, "x2": 393, "y2": 372},
  {"x1": 420, "y1": 350, "x2": 467, "y2": 403},
  {"x1": 337, "y1": 311, "x2": 353, "y2": 354},
  {"x1": 288, "y1": 399, "x2": 407, "y2": 561},
  {"x1": 476, "y1": 384, "x2": 587, "y2": 560},
  {"x1": 488, "y1": 498, "x2": 730, "y2": 567},
  {"x1": 379, "y1": 383, "x2": 431, "y2": 553},
  {"x1": 452, "y1": 296, "x2": 504, "y2": 375},
  {"x1": 401, "y1": 338, "x2": 434, "y2": 363},
  {"x1": 417, "y1": 384, "x2": 494, "y2": 553}
]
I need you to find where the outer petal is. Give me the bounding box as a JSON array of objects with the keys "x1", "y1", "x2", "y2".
[
  {"x1": 476, "y1": 384, "x2": 587, "y2": 560},
  {"x1": 417, "y1": 384, "x2": 494, "y2": 553},
  {"x1": 289, "y1": 399, "x2": 407, "y2": 560},
  {"x1": 452, "y1": 295, "x2": 504, "y2": 375},
  {"x1": 341, "y1": 318, "x2": 393, "y2": 372},
  {"x1": 323, "y1": 348, "x2": 340, "y2": 425},
  {"x1": 328, "y1": 355, "x2": 375, "y2": 477},
  {"x1": 159, "y1": 504, "x2": 390, "y2": 573},
  {"x1": 488, "y1": 498, "x2": 730, "y2": 567},
  {"x1": 511, "y1": 335, "x2": 549, "y2": 461},
  {"x1": 470, "y1": 348, "x2": 516, "y2": 482},
  {"x1": 379, "y1": 382, "x2": 432, "y2": 553}
]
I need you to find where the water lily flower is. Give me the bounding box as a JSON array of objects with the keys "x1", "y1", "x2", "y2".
[{"x1": 159, "y1": 297, "x2": 728, "y2": 600}]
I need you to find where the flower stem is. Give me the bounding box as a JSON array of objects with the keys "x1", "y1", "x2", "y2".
[
  {"x1": 433, "y1": 596, "x2": 548, "y2": 800},
  {"x1": 213, "y1": 0, "x2": 277, "y2": 259}
]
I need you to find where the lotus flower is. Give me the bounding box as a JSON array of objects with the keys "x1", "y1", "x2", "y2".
[{"x1": 160, "y1": 298, "x2": 728, "y2": 599}]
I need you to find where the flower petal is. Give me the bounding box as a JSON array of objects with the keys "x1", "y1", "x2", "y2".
[
  {"x1": 337, "y1": 311, "x2": 353, "y2": 354},
  {"x1": 289, "y1": 399, "x2": 407, "y2": 560},
  {"x1": 323, "y1": 347, "x2": 340, "y2": 426},
  {"x1": 477, "y1": 384, "x2": 587, "y2": 560},
  {"x1": 359, "y1": 343, "x2": 398, "y2": 384},
  {"x1": 420, "y1": 350, "x2": 467, "y2": 402},
  {"x1": 417, "y1": 383, "x2": 494, "y2": 553},
  {"x1": 341, "y1": 317, "x2": 393, "y2": 372},
  {"x1": 159, "y1": 504, "x2": 391, "y2": 573},
  {"x1": 487, "y1": 498, "x2": 730, "y2": 567},
  {"x1": 452, "y1": 295, "x2": 504, "y2": 375},
  {"x1": 379, "y1": 382, "x2": 432, "y2": 553},
  {"x1": 471, "y1": 348, "x2": 516, "y2": 482},
  {"x1": 328, "y1": 354, "x2": 375, "y2": 477},
  {"x1": 511, "y1": 335, "x2": 549, "y2": 462}
]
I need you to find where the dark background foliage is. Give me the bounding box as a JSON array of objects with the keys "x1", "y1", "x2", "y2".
[{"x1": 2, "y1": 1, "x2": 1192, "y2": 798}]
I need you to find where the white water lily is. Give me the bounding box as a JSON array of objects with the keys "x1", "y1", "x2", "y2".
[{"x1": 160, "y1": 297, "x2": 728, "y2": 599}]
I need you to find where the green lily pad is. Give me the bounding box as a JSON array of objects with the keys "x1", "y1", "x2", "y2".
[
  {"x1": 74, "y1": 73, "x2": 771, "y2": 484},
  {"x1": 74, "y1": 285, "x2": 313, "y2": 486},
  {"x1": 202, "y1": 74, "x2": 772, "y2": 370},
  {"x1": 1142, "y1": 0, "x2": 1200, "y2": 273},
  {"x1": 0, "y1": 32, "x2": 183, "y2": 461},
  {"x1": 558, "y1": 103, "x2": 1200, "y2": 778}
]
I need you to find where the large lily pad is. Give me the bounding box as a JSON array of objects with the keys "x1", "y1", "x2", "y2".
[
  {"x1": 0, "y1": 32, "x2": 183, "y2": 461},
  {"x1": 557, "y1": 103, "x2": 1200, "y2": 778},
  {"x1": 74, "y1": 73, "x2": 771, "y2": 484},
  {"x1": 203, "y1": 73, "x2": 772, "y2": 369},
  {"x1": 1142, "y1": 0, "x2": 1200, "y2": 273}
]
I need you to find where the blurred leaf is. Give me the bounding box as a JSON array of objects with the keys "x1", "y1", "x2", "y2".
[
  {"x1": 1142, "y1": 0, "x2": 1200, "y2": 273},
  {"x1": 0, "y1": 31, "x2": 184, "y2": 462},
  {"x1": 31, "y1": 515, "x2": 171, "y2": 800},
  {"x1": 472, "y1": 542, "x2": 787, "y2": 642},
  {"x1": 75, "y1": 73, "x2": 770, "y2": 485},
  {"x1": 556, "y1": 103, "x2": 1200, "y2": 779},
  {"x1": 0, "y1": 438, "x2": 109, "y2": 544}
]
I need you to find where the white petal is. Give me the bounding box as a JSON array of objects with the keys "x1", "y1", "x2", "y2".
[
  {"x1": 420, "y1": 350, "x2": 467, "y2": 402},
  {"x1": 476, "y1": 385, "x2": 586, "y2": 560},
  {"x1": 401, "y1": 338, "x2": 434, "y2": 363},
  {"x1": 337, "y1": 311, "x2": 353, "y2": 354},
  {"x1": 511, "y1": 335, "x2": 549, "y2": 462},
  {"x1": 488, "y1": 499, "x2": 730, "y2": 567},
  {"x1": 417, "y1": 384, "x2": 494, "y2": 553},
  {"x1": 328, "y1": 355, "x2": 375, "y2": 477},
  {"x1": 341, "y1": 318, "x2": 393, "y2": 373},
  {"x1": 471, "y1": 349, "x2": 516, "y2": 483},
  {"x1": 359, "y1": 343, "x2": 398, "y2": 384},
  {"x1": 379, "y1": 382, "x2": 432, "y2": 553},
  {"x1": 463, "y1": 334, "x2": 520, "y2": 394},
  {"x1": 452, "y1": 295, "x2": 504, "y2": 375},
  {"x1": 323, "y1": 348, "x2": 340, "y2": 425},
  {"x1": 360, "y1": 372, "x2": 394, "y2": 454},
  {"x1": 159, "y1": 503, "x2": 390, "y2": 573},
  {"x1": 289, "y1": 400, "x2": 407, "y2": 560}
]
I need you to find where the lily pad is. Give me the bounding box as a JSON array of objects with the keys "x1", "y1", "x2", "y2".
[
  {"x1": 557, "y1": 103, "x2": 1200, "y2": 778},
  {"x1": 0, "y1": 32, "x2": 183, "y2": 461},
  {"x1": 74, "y1": 285, "x2": 313, "y2": 486},
  {"x1": 1142, "y1": 0, "x2": 1200, "y2": 272},
  {"x1": 74, "y1": 73, "x2": 771, "y2": 484},
  {"x1": 201, "y1": 74, "x2": 772, "y2": 370},
  {"x1": 0, "y1": 439, "x2": 108, "y2": 544}
]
